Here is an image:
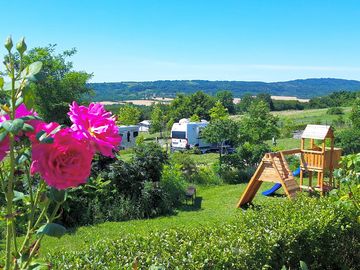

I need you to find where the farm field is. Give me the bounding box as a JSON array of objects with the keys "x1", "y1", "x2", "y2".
[{"x1": 273, "y1": 107, "x2": 351, "y2": 125}]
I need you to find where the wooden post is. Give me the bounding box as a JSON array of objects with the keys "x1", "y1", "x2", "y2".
[
  {"x1": 300, "y1": 138, "x2": 305, "y2": 190},
  {"x1": 329, "y1": 138, "x2": 335, "y2": 187},
  {"x1": 310, "y1": 138, "x2": 314, "y2": 149},
  {"x1": 320, "y1": 140, "x2": 326, "y2": 193},
  {"x1": 309, "y1": 171, "x2": 313, "y2": 189}
]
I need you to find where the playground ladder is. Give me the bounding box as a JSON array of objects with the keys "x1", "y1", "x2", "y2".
[
  {"x1": 237, "y1": 151, "x2": 299, "y2": 207},
  {"x1": 270, "y1": 153, "x2": 298, "y2": 198}
]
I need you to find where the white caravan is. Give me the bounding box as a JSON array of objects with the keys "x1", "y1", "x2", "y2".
[
  {"x1": 171, "y1": 119, "x2": 213, "y2": 151},
  {"x1": 118, "y1": 125, "x2": 140, "y2": 149}
]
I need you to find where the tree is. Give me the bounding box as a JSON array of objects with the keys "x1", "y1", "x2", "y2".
[
  {"x1": 209, "y1": 100, "x2": 229, "y2": 120},
  {"x1": 169, "y1": 93, "x2": 191, "y2": 120},
  {"x1": 20, "y1": 45, "x2": 92, "y2": 124},
  {"x1": 189, "y1": 91, "x2": 216, "y2": 120},
  {"x1": 256, "y1": 93, "x2": 274, "y2": 111},
  {"x1": 216, "y1": 90, "x2": 235, "y2": 114},
  {"x1": 150, "y1": 103, "x2": 168, "y2": 136},
  {"x1": 189, "y1": 114, "x2": 200, "y2": 122},
  {"x1": 202, "y1": 118, "x2": 240, "y2": 161},
  {"x1": 236, "y1": 93, "x2": 254, "y2": 113},
  {"x1": 350, "y1": 98, "x2": 360, "y2": 129},
  {"x1": 239, "y1": 100, "x2": 279, "y2": 144},
  {"x1": 117, "y1": 104, "x2": 141, "y2": 125}
]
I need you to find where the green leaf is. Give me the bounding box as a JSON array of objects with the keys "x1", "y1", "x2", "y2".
[
  {"x1": 20, "y1": 115, "x2": 43, "y2": 121},
  {"x1": 0, "y1": 130, "x2": 8, "y2": 142},
  {"x1": 27, "y1": 261, "x2": 49, "y2": 270},
  {"x1": 36, "y1": 130, "x2": 46, "y2": 141},
  {"x1": 15, "y1": 97, "x2": 24, "y2": 108},
  {"x1": 21, "y1": 61, "x2": 43, "y2": 78},
  {"x1": 40, "y1": 137, "x2": 54, "y2": 144},
  {"x1": 22, "y1": 123, "x2": 34, "y2": 132},
  {"x1": 17, "y1": 151, "x2": 31, "y2": 164},
  {"x1": 3, "y1": 81, "x2": 21, "y2": 91},
  {"x1": 37, "y1": 223, "x2": 66, "y2": 238},
  {"x1": 13, "y1": 190, "x2": 25, "y2": 202},
  {"x1": 23, "y1": 87, "x2": 36, "y2": 109},
  {"x1": 49, "y1": 187, "x2": 67, "y2": 203},
  {"x1": 0, "y1": 77, "x2": 3, "y2": 89},
  {"x1": 1, "y1": 119, "x2": 25, "y2": 134},
  {"x1": 299, "y1": 261, "x2": 309, "y2": 270}
]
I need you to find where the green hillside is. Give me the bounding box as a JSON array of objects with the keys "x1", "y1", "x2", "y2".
[{"x1": 89, "y1": 78, "x2": 360, "y2": 101}]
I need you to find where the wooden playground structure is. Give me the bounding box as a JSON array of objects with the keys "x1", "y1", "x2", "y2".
[{"x1": 237, "y1": 125, "x2": 342, "y2": 207}]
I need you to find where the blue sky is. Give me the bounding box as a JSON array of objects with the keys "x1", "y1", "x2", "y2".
[{"x1": 1, "y1": 0, "x2": 360, "y2": 82}]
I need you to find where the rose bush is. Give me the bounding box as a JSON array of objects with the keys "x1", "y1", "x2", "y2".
[{"x1": 0, "y1": 37, "x2": 121, "y2": 270}]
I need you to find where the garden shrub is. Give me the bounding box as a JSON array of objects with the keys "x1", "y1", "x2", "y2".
[
  {"x1": 48, "y1": 195, "x2": 360, "y2": 269},
  {"x1": 60, "y1": 143, "x2": 177, "y2": 227},
  {"x1": 191, "y1": 165, "x2": 223, "y2": 185},
  {"x1": 326, "y1": 107, "x2": 344, "y2": 115},
  {"x1": 170, "y1": 152, "x2": 198, "y2": 182},
  {"x1": 221, "y1": 142, "x2": 270, "y2": 183},
  {"x1": 336, "y1": 128, "x2": 360, "y2": 155}
]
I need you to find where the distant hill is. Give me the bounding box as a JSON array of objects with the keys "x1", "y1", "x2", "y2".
[{"x1": 88, "y1": 78, "x2": 360, "y2": 101}]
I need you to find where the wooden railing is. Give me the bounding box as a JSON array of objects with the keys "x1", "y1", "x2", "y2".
[{"x1": 302, "y1": 150, "x2": 324, "y2": 169}]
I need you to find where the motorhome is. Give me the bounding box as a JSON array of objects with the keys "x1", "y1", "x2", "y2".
[
  {"x1": 138, "y1": 120, "x2": 151, "y2": 132},
  {"x1": 171, "y1": 119, "x2": 213, "y2": 152},
  {"x1": 118, "y1": 125, "x2": 140, "y2": 149}
]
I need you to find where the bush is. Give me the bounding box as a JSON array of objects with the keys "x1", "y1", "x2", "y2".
[
  {"x1": 192, "y1": 165, "x2": 223, "y2": 185},
  {"x1": 48, "y1": 196, "x2": 360, "y2": 269},
  {"x1": 336, "y1": 128, "x2": 360, "y2": 155},
  {"x1": 60, "y1": 143, "x2": 175, "y2": 227},
  {"x1": 170, "y1": 152, "x2": 198, "y2": 182},
  {"x1": 327, "y1": 107, "x2": 344, "y2": 115},
  {"x1": 221, "y1": 142, "x2": 270, "y2": 183}
]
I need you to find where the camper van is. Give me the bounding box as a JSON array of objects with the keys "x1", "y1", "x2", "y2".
[
  {"x1": 118, "y1": 125, "x2": 139, "y2": 149},
  {"x1": 171, "y1": 119, "x2": 213, "y2": 152}
]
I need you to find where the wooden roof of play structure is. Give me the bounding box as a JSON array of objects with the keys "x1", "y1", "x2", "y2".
[{"x1": 301, "y1": 125, "x2": 334, "y2": 140}]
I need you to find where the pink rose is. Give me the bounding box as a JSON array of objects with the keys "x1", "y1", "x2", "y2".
[
  {"x1": 31, "y1": 128, "x2": 94, "y2": 189},
  {"x1": 0, "y1": 135, "x2": 9, "y2": 161},
  {"x1": 28, "y1": 121, "x2": 60, "y2": 144},
  {"x1": 68, "y1": 102, "x2": 121, "y2": 157},
  {"x1": 0, "y1": 104, "x2": 42, "y2": 139}
]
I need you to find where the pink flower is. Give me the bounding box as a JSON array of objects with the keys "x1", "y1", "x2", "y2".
[
  {"x1": 0, "y1": 104, "x2": 42, "y2": 138},
  {"x1": 28, "y1": 122, "x2": 60, "y2": 144},
  {"x1": 31, "y1": 128, "x2": 94, "y2": 189},
  {"x1": 68, "y1": 102, "x2": 121, "y2": 157},
  {"x1": 0, "y1": 135, "x2": 9, "y2": 161}
]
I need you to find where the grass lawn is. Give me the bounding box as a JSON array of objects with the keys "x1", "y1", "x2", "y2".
[
  {"x1": 273, "y1": 107, "x2": 351, "y2": 125},
  {"x1": 40, "y1": 182, "x2": 280, "y2": 257},
  {"x1": 266, "y1": 137, "x2": 300, "y2": 150}
]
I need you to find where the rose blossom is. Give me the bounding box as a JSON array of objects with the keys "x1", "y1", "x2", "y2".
[
  {"x1": 27, "y1": 121, "x2": 60, "y2": 144},
  {"x1": 68, "y1": 102, "x2": 121, "y2": 157},
  {"x1": 0, "y1": 135, "x2": 9, "y2": 161},
  {"x1": 0, "y1": 104, "x2": 38, "y2": 160},
  {"x1": 31, "y1": 128, "x2": 94, "y2": 189}
]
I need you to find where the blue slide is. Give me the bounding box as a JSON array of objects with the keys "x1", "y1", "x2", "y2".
[{"x1": 262, "y1": 167, "x2": 301, "y2": 196}]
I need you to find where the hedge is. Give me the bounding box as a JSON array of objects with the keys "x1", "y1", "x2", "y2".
[{"x1": 47, "y1": 195, "x2": 360, "y2": 269}]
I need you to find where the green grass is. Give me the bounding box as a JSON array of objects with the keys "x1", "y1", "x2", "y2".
[
  {"x1": 266, "y1": 137, "x2": 300, "y2": 150},
  {"x1": 273, "y1": 107, "x2": 351, "y2": 125},
  {"x1": 232, "y1": 107, "x2": 351, "y2": 126},
  {"x1": 188, "y1": 152, "x2": 219, "y2": 165},
  {"x1": 40, "y1": 183, "x2": 279, "y2": 256}
]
